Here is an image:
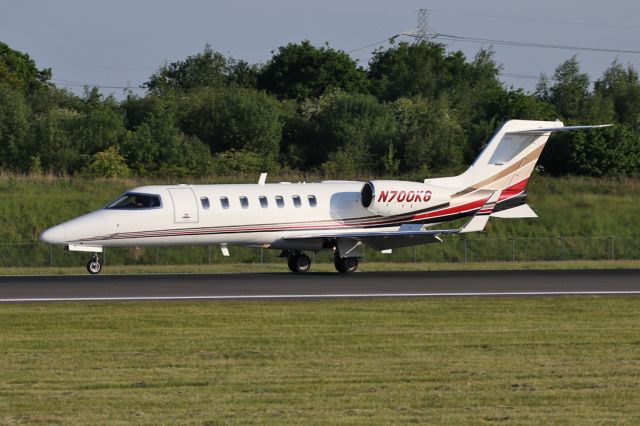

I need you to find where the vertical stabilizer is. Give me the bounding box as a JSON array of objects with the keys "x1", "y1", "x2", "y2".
[
  {"x1": 425, "y1": 120, "x2": 610, "y2": 195},
  {"x1": 426, "y1": 120, "x2": 562, "y2": 193}
]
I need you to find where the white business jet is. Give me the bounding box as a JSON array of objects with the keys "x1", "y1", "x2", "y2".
[{"x1": 40, "y1": 120, "x2": 609, "y2": 274}]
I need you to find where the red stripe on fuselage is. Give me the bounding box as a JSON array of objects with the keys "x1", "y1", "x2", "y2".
[
  {"x1": 410, "y1": 197, "x2": 489, "y2": 221},
  {"x1": 499, "y1": 178, "x2": 528, "y2": 201},
  {"x1": 75, "y1": 196, "x2": 493, "y2": 243}
]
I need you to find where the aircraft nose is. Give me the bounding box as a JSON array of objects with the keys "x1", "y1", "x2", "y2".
[{"x1": 40, "y1": 224, "x2": 66, "y2": 244}]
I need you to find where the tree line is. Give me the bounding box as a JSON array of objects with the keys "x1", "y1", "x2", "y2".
[{"x1": 1, "y1": 40, "x2": 638, "y2": 179}]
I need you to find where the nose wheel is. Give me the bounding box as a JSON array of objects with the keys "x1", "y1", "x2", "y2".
[{"x1": 86, "y1": 255, "x2": 102, "y2": 275}]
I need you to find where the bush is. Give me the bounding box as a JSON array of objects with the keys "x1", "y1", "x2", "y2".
[{"x1": 84, "y1": 146, "x2": 131, "y2": 178}]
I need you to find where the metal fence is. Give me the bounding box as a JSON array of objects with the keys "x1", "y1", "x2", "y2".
[{"x1": 1, "y1": 236, "x2": 639, "y2": 268}]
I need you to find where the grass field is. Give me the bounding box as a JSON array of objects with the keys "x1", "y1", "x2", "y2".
[{"x1": 1, "y1": 297, "x2": 639, "y2": 424}]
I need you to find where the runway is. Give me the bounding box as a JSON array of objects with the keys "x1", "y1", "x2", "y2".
[{"x1": 0, "y1": 269, "x2": 639, "y2": 302}]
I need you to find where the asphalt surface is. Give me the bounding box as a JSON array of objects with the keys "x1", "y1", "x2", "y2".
[{"x1": 0, "y1": 269, "x2": 639, "y2": 302}]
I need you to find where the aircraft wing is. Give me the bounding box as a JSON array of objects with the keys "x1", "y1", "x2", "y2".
[
  {"x1": 281, "y1": 227, "x2": 449, "y2": 251},
  {"x1": 282, "y1": 226, "x2": 457, "y2": 251},
  {"x1": 282, "y1": 191, "x2": 501, "y2": 251}
]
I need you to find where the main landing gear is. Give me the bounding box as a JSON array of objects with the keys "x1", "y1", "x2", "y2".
[
  {"x1": 283, "y1": 250, "x2": 359, "y2": 273},
  {"x1": 287, "y1": 251, "x2": 311, "y2": 273},
  {"x1": 86, "y1": 254, "x2": 102, "y2": 275},
  {"x1": 334, "y1": 255, "x2": 358, "y2": 273}
]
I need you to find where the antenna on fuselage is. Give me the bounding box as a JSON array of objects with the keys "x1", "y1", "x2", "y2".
[{"x1": 258, "y1": 173, "x2": 267, "y2": 185}]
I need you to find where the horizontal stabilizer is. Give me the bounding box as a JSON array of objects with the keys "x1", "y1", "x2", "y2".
[
  {"x1": 509, "y1": 124, "x2": 611, "y2": 135},
  {"x1": 491, "y1": 204, "x2": 537, "y2": 219}
]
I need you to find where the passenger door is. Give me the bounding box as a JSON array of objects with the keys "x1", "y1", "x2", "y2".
[{"x1": 168, "y1": 188, "x2": 199, "y2": 224}]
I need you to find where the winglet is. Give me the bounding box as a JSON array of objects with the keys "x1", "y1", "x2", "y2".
[{"x1": 459, "y1": 191, "x2": 501, "y2": 233}]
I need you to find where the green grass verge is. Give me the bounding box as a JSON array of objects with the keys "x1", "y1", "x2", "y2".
[
  {"x1": 1, "y1": 259, "x2": 640, "y2": 275},
  {"x1": 1, "y1": 297, "x2": 639, "y2": 424}
]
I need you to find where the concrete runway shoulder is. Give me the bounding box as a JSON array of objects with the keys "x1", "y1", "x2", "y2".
[{"x1": 1, "y1": 269, "x2": 639, "y2": 302}]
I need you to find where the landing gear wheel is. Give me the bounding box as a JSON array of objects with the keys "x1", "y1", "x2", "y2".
[
  {"x1": 335, "y1": 256, "x2": 358, "y2": 273},
  {"x1": 86, "y1": 256, "x2": 102, "y2": 275},
  {"x1": 287, "y1": 252, "x2": 311, "y2": 273}
]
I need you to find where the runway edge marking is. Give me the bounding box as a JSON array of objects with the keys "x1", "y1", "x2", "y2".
[{"x1": 2, "y1": 290, "x2": 640, "y2": 302}]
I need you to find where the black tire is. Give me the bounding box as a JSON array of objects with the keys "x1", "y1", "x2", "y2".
[
  {"x1": 335, "y1": 257, "x2": 358, "y2": 273},
  {"x1": 87, "y1": 258, "x2": 102, "y2": 275},
  {"x1": 287, "y1": 252, "x2": 311, "y2": 273}
]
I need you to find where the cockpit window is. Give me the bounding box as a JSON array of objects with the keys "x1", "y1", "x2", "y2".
[{"x1": 106, "y1": 193, "x2": 162, "y2": 209}]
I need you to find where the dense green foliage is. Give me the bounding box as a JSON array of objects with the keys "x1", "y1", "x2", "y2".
[
  {"x1": 258, "y1": 40, "x2": 367, "y2": 100},
  {"x1": 0, "y1": 40, "x2": 639, "y2": 178}
]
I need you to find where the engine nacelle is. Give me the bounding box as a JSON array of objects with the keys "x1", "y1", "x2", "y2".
[{"x1": 361, "y1": 180, "x2": 450, "y2": 217}]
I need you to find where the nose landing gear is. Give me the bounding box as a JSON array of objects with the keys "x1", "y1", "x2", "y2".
[{"x1": 86, "y1": 254, "x2": 102, "y2": 275}]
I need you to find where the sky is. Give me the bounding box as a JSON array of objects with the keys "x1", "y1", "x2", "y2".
[{"x1": 2, "y1": 0, "x2": 639, "y2": 99}]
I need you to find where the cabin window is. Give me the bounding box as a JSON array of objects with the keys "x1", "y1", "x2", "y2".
[
  {"x1": 107, "y1": 193, "x2": 162, "y2": 209},
  {"x1": 201, "y1": 197, "x2": 210, "y2": 210},
  {"x1": 275, "y1": 195, "x2": 285, "y2": 208},
  {"x1": 292, "y1": 195, "x2": 301, "y2": 208},
  {"x1": 308, "y1": 195, "x2": 317, "y2": 207},
  {"x1": 240, "y1": 196, "x2": 249, "y2": 209},
  {"x1": 259, "y1": 196, "x2": 268, "y2": 208},
  {"x1": 220, "y1": 196, "x2": 230, "y2": 209}
]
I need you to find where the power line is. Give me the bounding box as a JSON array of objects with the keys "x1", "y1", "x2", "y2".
[
  {"x1": 434, "y1": 33, "x2": 640, "y2": 55},
  {"x1": 429, "y1": 8, "x2": 640, "y2": 31},
  {"x1": 345, "y1": 9, "x2": 428, "y2": 56},
  {"x1": 348, "y1": 28, "x2": 640, "y2": 65},
  {"x1": 42, "y1": 60, "x2": 152, "y2": 72},
  {"x1": 499, "y1": 72, "x2": 540, "y2": 81},
  {"x1": 51, "y1": 78, "x2": 146, "y2": 91},
  {"x1": 346, "y1": 9, "x2": 640, "y2": 59},
  {"x1": 329, "y1": 10, "x2": 416, "y2": 42},
  {"x1": 346, "y1": 39, "x2": 393, "y2": 54}
]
